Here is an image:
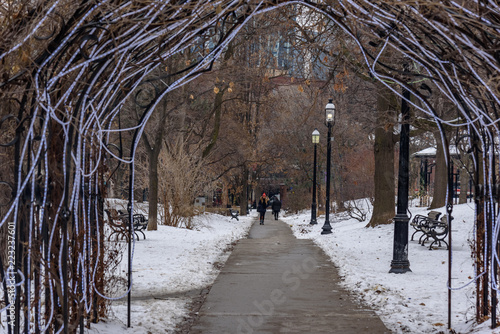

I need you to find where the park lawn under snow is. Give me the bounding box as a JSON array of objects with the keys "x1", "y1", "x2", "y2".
[
  {"x1": 281, "y1": 201, "x2": 489, "y2": 334},
  {"x1": 87, "y1": 200, "x2": 498, "y2": 334},
  {"x1": 87, "y1": 209, "x2": 254, "y2": 334}
]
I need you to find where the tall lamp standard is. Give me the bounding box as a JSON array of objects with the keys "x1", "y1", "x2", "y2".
[
  {"x1": 321, "y1": 99, "x2": 335, "y2": 235},
  {"x1": 310, "y1": 129, "x2": 320, "y2": 225},
  {"x1": 389, "y1": 84, "x2": 412, "y2": 273}
]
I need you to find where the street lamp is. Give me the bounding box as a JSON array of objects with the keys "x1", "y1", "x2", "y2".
[
  {"x1": 310, "y1": 129, "x2": 320, "y2": 225},
  {"x1": 321, "y1": 99, "x2": 335, "y2": 235},
  {"x1": 389, "y1": 84, "x2": 412, "y2": 273}
]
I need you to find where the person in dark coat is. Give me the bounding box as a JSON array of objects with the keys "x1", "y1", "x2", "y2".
[
  {"x1": 271, "y1": 196, "x2": 282, "y2": 220},
  {"x1": 257, "y1": 193, "x2": 269, "y2": 225}
]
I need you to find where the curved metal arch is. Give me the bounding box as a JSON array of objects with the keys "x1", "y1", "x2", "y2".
[
  {"x1": 0, "y1": 181, "x2": 15, "y2": 207},
  {"x1": 2, "y1": 1, "x2": 500, "y2": 333},
  {"x1": 0, "y1": 115, "x2": 20, "y2": 147},
  {"x1": 33, "y1": 11, "x2": 66, "y2": 41}
]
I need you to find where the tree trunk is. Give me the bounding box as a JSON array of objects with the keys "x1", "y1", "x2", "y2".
[
  {"x1": 145, "y1": 96, "x2": 169, "y2": 231},
  {"x1": 368, "y1": 126, "x2": 396, "y2": 226},
  {"x1": 147, "y1": 149, "x2": 159, "y2": 230},
  {"x1": 429, "y1": 132, "x2": 447, "y2": 209},
  {"x1": 202, "y1": 42, "x2": 233, "y2": 159},
  {"x1": 239, "y1": 166, "x2": 249, "y2": 216},
  {"x1": 368, "y1": 83, "x2": 396, "y2": 227},
  {"x1": 458, "y1": 159, "x2": 470, "y2": 204}
]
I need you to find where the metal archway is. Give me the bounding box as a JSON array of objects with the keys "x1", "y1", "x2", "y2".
[{"x1": 1, "y1": 1, "x2": 500, "y2": 332}]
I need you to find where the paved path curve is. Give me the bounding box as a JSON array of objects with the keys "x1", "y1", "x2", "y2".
[{"x1": 190, "y1": 214, "x2": 390, "y2": 333}]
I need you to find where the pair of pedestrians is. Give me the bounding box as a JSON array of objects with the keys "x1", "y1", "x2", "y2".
[
  {"x1": 257, "y1": 193, "x2": 281, "y2": 224},
  {"x1": 189, "y1": 207, "x2": 390, "y2": 333}
]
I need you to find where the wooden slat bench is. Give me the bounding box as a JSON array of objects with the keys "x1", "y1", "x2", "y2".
[
  {"x1": 421, "y1": 215, "x2": 451, "y2": 250},
  {"x1": 410, "y1": 210, "x2": 451, "y2": 250},
  {"x1": 132, "y1": 213, "x2": 148, "y2": 240},
  {"x1": 105, "y1": 210, "x2": 148, "y2": 241},
  {"x1": 105, "y1": 209, "x2": 129, "y2": 241},
  {"x1": 228, "y1": 209, "x2": 239, "y2": 221},
  {"x1": 410, "y1": 211, "x2": 441, "y2": 243}
]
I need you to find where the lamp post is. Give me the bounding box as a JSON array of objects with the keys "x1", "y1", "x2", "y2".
[
  {"x1": 321, "y1": 99, "x2": 335, "y2": 235},
  {"x1": 310, "y1": 129, "x2": 320, "y2": 225},
  {"x1": 389, "y1": 86, "x2": 412, "y2": 273}
]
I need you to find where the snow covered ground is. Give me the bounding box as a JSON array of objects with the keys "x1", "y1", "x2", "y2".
[
  {"x1": 282, "y1": 202, "x2": 484, "y2": 334},
  {"x1": 87, "y1": 200, "x2": 500, "y2": 333},
  {"x1": 87, "y1": 208, "x2": 254, "y2": 333}
]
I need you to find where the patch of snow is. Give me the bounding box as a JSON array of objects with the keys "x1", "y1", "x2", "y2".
[
  {"x1": 281, "y1": 202, "x2": 484, "y2": 334},
  {"x1": 88, "y1": 201, "x2": 499, "y2": 334},
  {"x1": 87, "y1": 209, "x2": 255, "y2": 333}
]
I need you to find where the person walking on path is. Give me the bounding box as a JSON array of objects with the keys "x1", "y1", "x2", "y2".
[
  {"x1": 257, "y1": 193, "x2": 269, "y2": 225},
  {"x1": 271, "y1": 196, "x2": 282, "y2": 220},
  {"x1": 189, "y1": 208, "x2": 390, "y2": 333}
]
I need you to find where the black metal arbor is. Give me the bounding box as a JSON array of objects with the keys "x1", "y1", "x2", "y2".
[{"x1": 1, "y1": 0, "x2": 500, "y2": 332}]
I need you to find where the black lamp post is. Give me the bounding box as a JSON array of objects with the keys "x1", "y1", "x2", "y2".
[
  {"x1": 389, "y1": 86, "x2": 412, "y2": 273},
  {"x1": 310, "y1": 128, "x2": 320, "y2": 225},
  {"x1": 321, "y1": 99, "x2": 335, "y2": 235}
]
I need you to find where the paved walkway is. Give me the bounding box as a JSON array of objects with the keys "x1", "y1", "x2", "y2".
[{"x1": 190, "y1": 214, "x2": 390, "y2": 333}]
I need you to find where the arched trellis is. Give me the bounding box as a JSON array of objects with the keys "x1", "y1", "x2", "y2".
[{"x1": 1, "y1": 0, "x2": 500, "y2": 332}]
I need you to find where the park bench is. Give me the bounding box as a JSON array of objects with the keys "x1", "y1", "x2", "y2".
[
  {"x1": 421, "y1": 215, "x2": 451, "y2": 250},
  {"x1": 410, "y1": 210, "x2": 451, "y2": 249},
  {"x1": 105, "y1": 209, "x2": 148, "y2": 241},
  {"x1": 229, "y1": 209, "x2": 239, "y2": 221},
  {"x1": 105, "y1": 209, "x2": 129, "y2": 241},
  {"x1": 132, "y1": 213, "x2": 148, "y2": 240},
  {"x1": 410, "y1": 211, "x2": 441, "y2": 243}
]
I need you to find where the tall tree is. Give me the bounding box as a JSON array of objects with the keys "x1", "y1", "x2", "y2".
[
  {"x1": 368, "y1": 82, "x2": 398, "y2": 227},
  {"x1": 429, "y1": 129, "x2": 448, "y2": 209},
  {"x1": 142, "y1": 96, "x2": 169, "y2": 230}
]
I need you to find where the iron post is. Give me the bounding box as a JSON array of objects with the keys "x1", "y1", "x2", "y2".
[
  {"x1": 389, "y1": 86, "x2": 412, "y2": 273},
  {"x1": 311, "y1": 129, "x2": 319, "y2": 224},
  {"x1": 321, "y1": 99, "x2": 335, "y2": 235}
]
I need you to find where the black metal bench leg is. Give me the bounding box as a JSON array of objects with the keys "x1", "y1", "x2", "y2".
[
  {"x1": 429, "y1": 239, "x2": 448, "y2": 250},
  {"x1": 421, "y1": 235, "x2": 431, "y2": 247},
  {"x1": 108, "y1": 231, "x2": 118, "y2": 241},
  {"x1": 419, "y1": 233, "x2": 428, "y2": 245}
]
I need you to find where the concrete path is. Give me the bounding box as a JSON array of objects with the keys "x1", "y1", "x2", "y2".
[{"x1": 190, "y1": 214, "x2": 390, "y2": 334}]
